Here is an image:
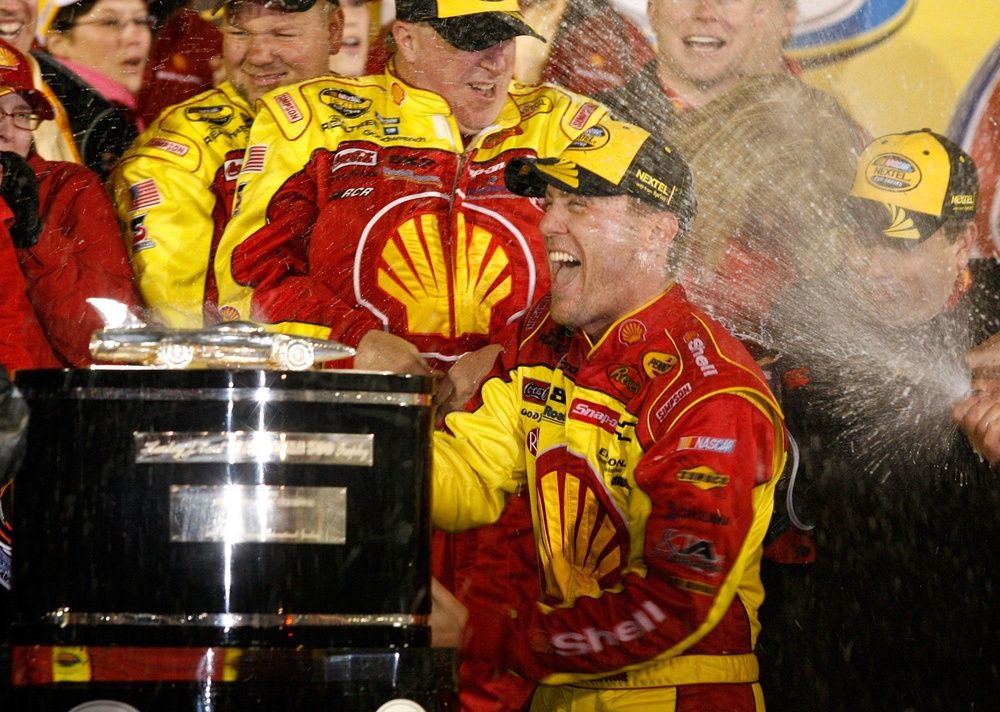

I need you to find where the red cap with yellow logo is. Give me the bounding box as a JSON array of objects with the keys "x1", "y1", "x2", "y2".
[{"x1": 0, "y1": 39, "x2": 55, "y2": 122}]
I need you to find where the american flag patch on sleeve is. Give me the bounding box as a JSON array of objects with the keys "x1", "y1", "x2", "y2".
[
  {"x1": 242, "y1": 145, "x2": 267, "y2": 173},
  {"x1": 128, "y1": 179, "x2": 161, "y2": 211}
]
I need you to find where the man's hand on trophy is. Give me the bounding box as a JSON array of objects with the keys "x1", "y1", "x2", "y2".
[
  {"x1": 354, "y1": 331, "x2": 432, "y2": 375},
  {"x1": 429, "y1": 577, "x2": 468, "y2": 649}
]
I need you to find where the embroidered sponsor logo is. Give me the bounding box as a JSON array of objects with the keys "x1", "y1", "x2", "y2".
[
  {"x1": 382, "y1": 167, "x2": 442, "y2": 186},
  {"x1": 569, "y1": 102, "x2": 598, "y2": 130},
  {"x1": 569, "y1": 124, "x2": 610, "y2": 150},
  {"x1": 184, "y1": 105, "x2": 233, "y2": 125},
  {"x1": 540, "y1": 405, "x2": 565, "y2": 424},
  {"x1": 332, "y1": 147, "x2": 378, "y2": 172},
  {"x1": 320, "y1": 87, "x2": 372, "y2": 118},
  {"x1": 526, "y1": 427, "x2": 539, "y2": 456},
  {"x1": 676, "y1": 436, "x2": 735, "y2": 454},
  {"x1": 607, "y1": 364, "x2": 642, "y2": 396},
  {"x1": 653, "y1": 529, "x2": 725, "y2": 575},
  {"x1": 128, "y1": 179, "x2": 161, "y2": 211},
  {"x1": 222, "y1": 157, "x2": 242, "y2": 181},
  {"x1": 666, "y1": 501, "x2": 730, "y2": 525},
  {"x1": 275, "y1": 92, "x2": 302, "y2": 123},
  {"x1": 518, "y1": 95, "x2": 554, "y2": 121},
  {"x1": 469, "y1": 160, "x2": 506, "y2": 178},
  {"x1": 653, "y1": 382, "x2": 692, "y2": 423},
  {"x1": 337, "y1": 187, "x2": 373, "y2": 198},
  {"x1": 599, "y1": 447, "x2": 628, "y2": 473},
  {"x1": 550, "y1": 601, "x2": 666, "y2": 656},
  {"x1": 676, "y1": 466, "x2": 730, "y2": 490},
  {"x1": 642, "y1": 351, "x2": 677, "y2": 378},
  {"x1": 617, "y1": 319, "x2": 646, "y2": 345},
  {"x1": 569, "y1": 399, "x2": 619, "y2": 434},
  {"x1": 685, "y1": 332, "x2": 718, "y2": 377},
  {"x1": 146, "y1": 138, "x2": 188, "y2": 156},
  {"x1": 242, "y1": 145, "x2": 266, "y2": 173},
  {"x1": 522, "y1": 378, "x2": 550, "y2": 405},
  {"x1": 668, "y1": 575, "x2": 717, "y2": 596},
  {"x1": 130, "y1": 215, "x2": 154, "y2": 252},
  {"x1": 481, "y1": 125, "x2": 523, "y2": 150}
]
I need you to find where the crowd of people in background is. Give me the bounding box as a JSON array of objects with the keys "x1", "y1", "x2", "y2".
[{"x1": 1, "y1": 0, "x2": 999, "y2": 710}]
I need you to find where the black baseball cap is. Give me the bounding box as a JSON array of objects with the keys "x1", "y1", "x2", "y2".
[
  {"x1": 506, "y1": 118, "x2": 696, "y2": 222},
  {"x1": 395, "y1": 0, "x2": 543, "y2": 52}
]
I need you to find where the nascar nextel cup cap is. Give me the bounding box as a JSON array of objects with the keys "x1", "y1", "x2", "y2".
[
  {"x1": 0, "y1": 40, "x2": 55, "y2": 120},
  {"x1": 395, "y1": 0, "x2": 544, "y2": 52},
  {"x1": 849, "y1": 129, "x2": 979, "y2": 243},
  {"x1": 505, "y1": 118, "x2": 696, "y2": 222}
]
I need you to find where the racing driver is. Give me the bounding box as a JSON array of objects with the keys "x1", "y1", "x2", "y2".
[{"x1": 431, "y1": 117, "x2": 787, "y2": 710}]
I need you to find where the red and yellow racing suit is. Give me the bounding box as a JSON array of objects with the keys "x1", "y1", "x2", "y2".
[
  {"x1": 433, "y1": 286, "x2": 786, "y2": 711},
  {"x1": 214, "y1": 64, "x2": 607, "y2": 369},
  {"x1": 110, "y1": 81, "x2": 253, "y2": 327}
]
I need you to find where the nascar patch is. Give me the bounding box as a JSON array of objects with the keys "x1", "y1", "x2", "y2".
[{"x1": 676, "y1": 436, "x2": 736, "y2": 454}]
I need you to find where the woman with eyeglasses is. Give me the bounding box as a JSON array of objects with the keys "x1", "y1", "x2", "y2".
[
  {"x1": 33, "y1": 0, "x2": 154, "y2": 179},
  {"x1": 0, "y1": 39, "x2": 141, "y2": 373}
]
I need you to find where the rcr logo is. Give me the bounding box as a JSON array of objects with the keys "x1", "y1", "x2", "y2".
[{"x1": 550, "y1": 600, "x2": 667, "y2": 656}]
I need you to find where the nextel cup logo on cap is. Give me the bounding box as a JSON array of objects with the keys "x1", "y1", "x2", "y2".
[{"x1": 865, "y1": 152, "x2": 921, "y2": 192}]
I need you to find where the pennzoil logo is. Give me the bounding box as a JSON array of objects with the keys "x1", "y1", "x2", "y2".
[
  {"x1": 320, "y1": 88, "x2": 372, "y2": 118},
  {"x1": 866, "y1": 152, "x2": 920, "y2": 191},
  {"x1": 676, "y1": 466, "x2": 730, "y2": 490},
  {"x1": 569, "y1": 125, "x2": 610, "y2": 151},
  {"x1": 184, "y1": 105, "x2": 233, "y2": 125},
  {"x1": 642, "y1": 351, "x2": 677, "y2": 378},
  {"x1": 518, "y1": 95, "x2": 554, "y2": 121},
  {"x1": 617, "y1": 319, "x2": 646, "y2": 345}
]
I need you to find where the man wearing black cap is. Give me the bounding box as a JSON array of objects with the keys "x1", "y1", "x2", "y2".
[
  {"x1": 110, "y1": 0, "x2": 344, "y2": 328},
  {"x1": 759, "y1": 130, "x2": 1000, "y2": 709},
  {"x1": 430, "y1": 118, "x2": 786, "y2": 711},
  {"x1": 214, "y1": 0, "x2": 606, "y2": 390}
]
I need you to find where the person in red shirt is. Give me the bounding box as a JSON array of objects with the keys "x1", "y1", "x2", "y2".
[{"x1": 0, "y1": 39, "x2": 140, "y2": 372}]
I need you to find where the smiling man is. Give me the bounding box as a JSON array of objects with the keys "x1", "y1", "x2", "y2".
[
  {"x1": 430, "y1": 117, "x2": 786, "y2": 711},
  {"x1": 109, "y1": 0, "x2": 344, "y2": 328},
  {"x1": 214, "y1": 0, "x2": 606, "y2": 386}
]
